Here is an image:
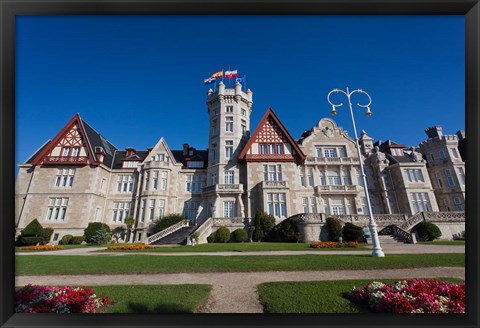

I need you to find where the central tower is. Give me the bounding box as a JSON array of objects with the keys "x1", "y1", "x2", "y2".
[{"x1": 204, "y1": 81, "x2": 253, "y2": 219}]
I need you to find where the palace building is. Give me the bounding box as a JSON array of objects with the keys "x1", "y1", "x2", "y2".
[{"x1": 15, "y1": 82, "x2": 465, "y2": 244}]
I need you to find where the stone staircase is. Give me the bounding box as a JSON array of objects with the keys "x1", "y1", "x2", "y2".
[
  {"x1": 377, "y1": 235, "x2": 405, "y2": 245},
  {"x1": 150, "y1": 226, "x2": 198, "y2": 245}
]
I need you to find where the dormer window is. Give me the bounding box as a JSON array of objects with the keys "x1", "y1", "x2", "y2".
[
  {"x1": 390, "y1": 148, "x2": 404, "y2": 156},
  {"x1": 122, "y1": 161, "x2": 138, "y2": 168}
]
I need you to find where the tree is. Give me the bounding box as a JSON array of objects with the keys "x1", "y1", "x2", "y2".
[
  {"x1": 252, "y1": 209, "x2": 275, "y2": 242},
  {"x1": 90, "y1": 228, "x2": 111, "y2": 245},
  {"x1": 124, "y1": 216, "x2": 135, "y2": 242},
  {"x1": 17, "y1": 219, "x2": 50, "y2": 246},
  {"x1": 111, "y1": 226, "x2": 127, "y2": 243},
  {"x1": 326, "y1": 217, "x2": 343, "y2": 242},
  {"x1": 84, "y1": 222, "x2": 111, "y2": 244},
  {"x1": 342, "y1": 222, "x2": 364, "y2": 242}
]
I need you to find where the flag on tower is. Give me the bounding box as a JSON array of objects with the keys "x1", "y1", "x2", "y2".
[
  {"x1": 204, "y1": 77, "x2": 216, "y2": 85},
  {"x1": 235, "y1": 76, "x2": 245, "y2": 84},
  {"x1": 210, "y1": 70, "x2": 223, "y2": 79},
  {"x1": 225, "y1": 70, "x2": 238, "y2": 78}
]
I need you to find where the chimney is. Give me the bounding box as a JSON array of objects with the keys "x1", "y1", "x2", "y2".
[
  {"x1": 456, "y1": 130, "x2": 465, "y2": 141},
  {"x1": 125, "y1": 147, "x2": 136, "y2": 157},
  {"x1": 183, "y1": 143, "x2": 189, "y2": 156}
]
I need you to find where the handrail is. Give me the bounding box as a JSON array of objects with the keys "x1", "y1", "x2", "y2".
[{"x1": 146, "y1": 219, "x2": 189, "y2": 244}]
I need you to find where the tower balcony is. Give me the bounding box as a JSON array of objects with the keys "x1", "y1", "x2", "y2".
[
  {"x1": 314, "y1": 185, "x2": 360, "y2": 194},
  {"x1": 202, "y1": 184, "x2": 244, "y2": 195},
  {"x1": 42, "y1": 156, "x2": 88, "y2": 165},
  {"x1": 261, "y1": 180, "x2": 289, "y2": 189}
]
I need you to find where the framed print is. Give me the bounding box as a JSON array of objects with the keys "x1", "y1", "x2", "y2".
[{"x1": 1, "y1": 1, "x2": 479, "y2": 328}]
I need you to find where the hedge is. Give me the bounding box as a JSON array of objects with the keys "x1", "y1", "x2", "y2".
[
  {"x1": 342, "y1": 222, "x2": 364, "y2": 242},
  {"x1": 326, "y1": 217, "x2": 343, "y2": 242},
  {"x1": 416, "y1": 221, "x2": 442, "y2": 241},
  {"x1": 60, "y1": 235, "x2": 73, "y2": 245},
  {"x1": 233, "y1": 229, "x2": 248, "y2": 243},
  {"x1": 84, "y1": 223, "x2": 111, "y2": 244}
]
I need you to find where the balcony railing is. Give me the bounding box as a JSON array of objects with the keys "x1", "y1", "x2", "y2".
[
  {"x1": 43, "y1": 156, "x2": 88, "y2": 165},
  {"x1": 261, "y1": 180, "x2": 288, "y2": 189},
  {"x1": 314, "y1": 185, "x2": 359, "y2": 193},
  {"x1": 202, "y1": 184, "x2": 244, "y2": 194},
  {"x1": 305, "y1": 157, "x2": 360, "y2": 165}
]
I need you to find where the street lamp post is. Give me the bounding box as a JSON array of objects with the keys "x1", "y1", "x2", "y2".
[{"x1": 327, "y1": 87, "x2": 385, "y2": 257}]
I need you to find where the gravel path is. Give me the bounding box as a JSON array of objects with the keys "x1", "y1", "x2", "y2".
[{"x1": 16, "y1": 267, "x2": 465, "y2": 313}]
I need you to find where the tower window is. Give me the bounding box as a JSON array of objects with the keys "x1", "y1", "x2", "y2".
[
  {"x1": 225, "y1": 106, "x2": 233, "y2": 113},
  {"x1": 225, "y1": 117, "x2": 234, "y2": 132},
  {"x1": 225, "y1": 140, "x2": 234, "y2": 159}
]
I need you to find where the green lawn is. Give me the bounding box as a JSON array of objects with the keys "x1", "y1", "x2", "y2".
[
  {"x1": 417, "y1": 240, "x2": 465, "y2": 246},
  {"x1": 94, "y1": 284, "x2": 211, "y2": 313},
  {"x1": 16, "y1": 253, "x2": 464, "y2": 275},
  {"x1": 258, "y1": 278, "x2": 464, "y2": 313},
  {"x1": 102, "y1": 242, "x2": 368, "y2": 253}
]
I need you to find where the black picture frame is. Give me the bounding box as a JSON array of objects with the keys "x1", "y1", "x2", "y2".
[{"x1": 1, "y1": 1, "x2": 478, "y2": 327}]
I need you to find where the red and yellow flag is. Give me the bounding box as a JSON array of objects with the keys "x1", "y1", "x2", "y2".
[{"x1": 210, "y1": 70, "x2": 223, "y2": 79}]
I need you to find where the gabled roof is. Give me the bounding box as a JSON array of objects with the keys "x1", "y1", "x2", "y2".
[
  {"x1": 171, "y1": 150, "x2": 208, "y2": 168},
  {"x1": 374, "y1": 140, "x2": 417, "y2": 164},
  {"x1": 238, "y1": 108, "x2": 306, "y2": 164},
  {"x1": 31, "y1": 113, "x2": 118, "y2": 166}
]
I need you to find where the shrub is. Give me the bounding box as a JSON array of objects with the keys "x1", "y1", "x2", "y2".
[
  {"x1": 60, "y1": 234, "x2": 73, "y2": 245},
  {"x1": 461, "y1": 230, "x2": 465, "y2": 240},
  {"x1": 233, "y1": 229, "x2": 248, "y2": 243},
  {"x1": 214, "y1": 227, "x2": 231, "y2": 243},
  {"x1": 90, "y1": 228, "x2": 111, "y2": 245},
  {"x1": 253, "y1": 209, "x2": 276, "y2": 242},
  {"x1": 70, "y1": 236, "x2": 84, "y2": 245},
  {"x1": 21, "y1": 219, "x2": 44, "y2": 238},
  {"x1": 416, "y1": 221, "x2": 442, "y2": 241},
  {"x1": 326, "y1": 217, "x2": 343, "y2": 242},
  {"x1": 277, "y1": 219, "x2": 297, "y2": 242},
  {"x1": 84, "y1": 223, "x2": 111, "y2": 244},
  {"x1": 206, "y1": 233, "x2": 215, "y2": 243},
  {"x1": 21, "y1": 245, "x2": 64, "y2": 251},
  {"x1": 18, "y1": 219, "x2": 50, "y2": 246},
  {"x1": 154, "y1": 214, "x2": 185, "y2": 233},
  {"x1": 310, "y1": 241, "x2": 359, "y2": 248},
  {"x1": 342, "y1": 222, "x2": 364, "y2": 242},
  {"x1": 15, "y1": 284, "x2": 109, "y2": 313},
  {"x1": 20, "y1": 237, "x2": 43, "y2": 246}
]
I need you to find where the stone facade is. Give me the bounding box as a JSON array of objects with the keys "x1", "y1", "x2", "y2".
[{"x1": 15, "y1": 83, "x2": 465, "y2": 243}]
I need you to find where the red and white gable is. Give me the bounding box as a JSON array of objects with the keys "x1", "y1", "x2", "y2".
[
  {"x1": 32, "y1": 114, "x2": 97, "y2": 166},
  {"x1": 238, "y1": 108, "x2": 305, "y2": 163}
]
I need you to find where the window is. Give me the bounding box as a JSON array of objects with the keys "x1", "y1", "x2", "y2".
[
  {"x1": 264, "y1": 165, "x2": 283, "y2": 181},
  {"x1": 267, "y1": 193, "x2": 287, "y2": 217},
  {"x1": 145, "y1": 172, "x2": 150, "y2": 191},
  {"x1": 153, "y1": 171, "x2": 159, "y2": 190},
  {"x1": 149, "y1": 199, "x2": 156, "y2": 221},
  {"x1": 184, "y1": 201, "x2": 200, "y2": 221},
  {"x1": 225, "y1": 140, "x2": 234, "y2": 159},
  {"x1": 211, "y1": 143, "x2": 217, "y2": 161},
  {"x1": 123, "y1": 161, "x2": 138, "y2": 168},
  {"x1": 210, "y1": 173, "x2": 217, "y2": 186},
  {"x1": 186, "y1": 175, "x2": 205, "y2": 193},
  {"x1": 444, "y1": 169, "x2": 455, "y2": 187},
  {"x1": 211, "y1": 119, "x2": 218, "y2": 135},
  {"x1": 410, "y1": 193, "x2": 432, "y2": 214},
  {"x1": 452, "y1": 197, "x2": 463, "y2": 211},
  {"x1": 72, "y1": 147, "x2": 80, "y2": 157},
  {"x1": 331, "y1": 199, "x2": 344, "y2": 215},
  {"x1": 161, "y1": 172, "x2": 168, "y2": 190},
  {"x1": 224, "y1": 171, "x2": 234, "y2": 184},
  {"x1": 327, "y1": 169, "x2": 341, "y2": 185},
  {"x1": 301, "y1": 197, "x2": 317, "y2": 213},
  {"x1": 117, "y1": 175, "x2": 134, "y2": 192},
  {"x1": 100, "y1": 178, "x2": 106, "y2": 191},
  {"x1": 451, "y1": 148, "x2": 459, "y2": 158},
  {"x1": 225, "y1": 116, "x2": 234, "y2": 132},
  {"x1": 141, "y1": 200, "x2": 146, "y2": 222},
  {"x1": 112, "y1": 202, "x2": 130, "y2": 222},
  {"x1": 241, "y1": 108, "x2": 246, "y2": 116},
  {"x1": 307, "y1": 168, "x2": 314, "y2": 186},
  {"x1": 324, "y1": 148, "x2": 337, "y2": 157},
  {"x1": 456, "y1": 167, "x2": 465, "y2": 186},
  {"x1": 55, "y1": 168, "x2": 75, "y2": 188},
  {"x1": 299, "y1": 168, "x2": 305, "y2": 187},
  {"x1": 223, "y1": 201, "x2": 235, "y2": 218},
  {"x1": 356, "y1": 168, "x2": 364, "y2": 187},
  {"x1": 158, "y1": 199, "x2": 165, "y2": 218},
  {"x1": 276, "y1": 144, "x2": 284, "y2": 154},
  {"x1": 268, "y1": 144, "x2": 275, "y2": 155},
  {"x1": 391, "y1": 148, "x2": 404, "y2": 156},
  {"x1": 225, "y1": 106, "x2": 233, "y2": 113},
  {"x1": 430, "y1": 153, "x2": 435, "y2": 161},
  {"x1": 343, "y1": 170, "x2": 352, "y2": 185},
  {"x1": 241, "y1": 120, "x2": 247, "y2": 135},
  {"x1": 259, "y1": 144, "x2": 267, "y2": 154},
  {"x1": 46, "y1": 198, "x2": 69, "y2": 221},
  {"x1": 62, "y1": 147, "x2": 70, "y2": 156},
  {"x1": 405, "y1": 169, "x2": 424, "y2": 182},
  {"x1": 187, "y1": 161, "x2": 204, "y2": 169},
  {"x1": 439, "y1": 150, "x2": 447, "y2": 159}
]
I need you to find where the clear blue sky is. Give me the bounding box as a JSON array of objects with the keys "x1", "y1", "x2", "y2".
[{"x1": 16, "y1": 15, "x2": 465, "y2": 165}]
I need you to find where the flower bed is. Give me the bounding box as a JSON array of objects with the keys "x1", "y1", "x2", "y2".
[
  {"x1": 20, "y1": 245, "x2": 64, "y2": 251},
  {"x1": 347, "y1": 279, "x2": 465, "y2": 313},
  {"x1": 15, "y1": 284, "x2": 109, "y2": 313},
  {"x1": 310, "y1": 241, "x2": 359, "y2": 248},
  {"x1": 106, "y1": 244, "x2": 154, "y2": 250}
]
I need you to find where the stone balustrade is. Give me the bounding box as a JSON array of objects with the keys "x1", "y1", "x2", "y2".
[
  {"x1": 146, "y1": 219, "x2": 189, "y2": 244},
  {"x1": 212, "y1": 217, "x2": 246, "y2": 227},
  {"x1": 261, "y1": 180, "x2": 288, "y2": 189},
  {"x1": 314, "y1": 185, "x2": 359, "y2": 193},
  {"x1": 306, "y1": 156, "x2": 360, "y2": 165},
  {"x1": 202, "y1": 184, "x2": 244, "y2": 194}
]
